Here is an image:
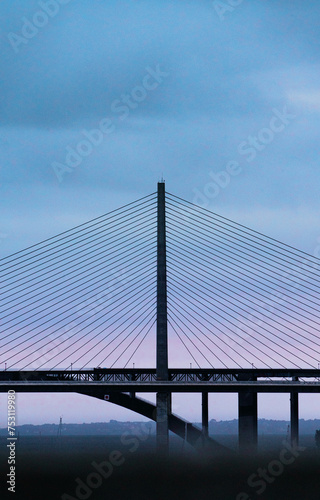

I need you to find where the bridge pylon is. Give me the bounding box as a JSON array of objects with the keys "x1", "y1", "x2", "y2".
[{"x1": 156, "y1": 181, "x2": 170, "y2": 453}]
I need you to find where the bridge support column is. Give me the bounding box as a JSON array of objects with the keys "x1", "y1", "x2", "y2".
[
  {"x1": 156, "y1": 181, "x2": 169, "y2": 454},
  {"x1": 290, "y1": 380, "x2": 299, "y2": 445},
  {"x1": 157, "y1": 392, "x2": 170, "y2": 453},
  {"x1": 202, "y1": 392, "x2": 209, "y2": 440},
  {"x1": 238, "y1": 379, "x2": 257, "y2": 454}
]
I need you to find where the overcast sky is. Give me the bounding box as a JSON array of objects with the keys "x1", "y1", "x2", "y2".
[{"x1": 1, "y1": 0, "x2": 320, "y2": 426}]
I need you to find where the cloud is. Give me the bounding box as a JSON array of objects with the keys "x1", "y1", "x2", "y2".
[
  {"x1": 1, "y1": 0, "x2": 320, "y2": 423},
  {"x1": 288, "y1": 90, "x2": 320, "y2": 111},
  {"x1": 2, "y1": 0, "x2": 316, "y2": 129}
]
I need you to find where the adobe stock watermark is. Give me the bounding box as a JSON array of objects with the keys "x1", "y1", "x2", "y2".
[
  {"x1": 7, "y1": 390, "x2": 17, "y2": 494},
  {"x1": 7, "y1": 0, "x2": 73, "y2": 54},
  {"x1": 31, "y1": 328, "x2": 72, "y2": 370},
  {"x1": 75, "y1": 269, "x2": 130, "y2": 321},
  {"x1": 30, "y1": 269, "x2": 130, "y2": 370},
  {"x1": 220, "y1": 232, "x2": 320, "y2": 365},
  {"x1": 61, "y1": 421, "x2": 153, "y2": 499},
  {"x1": 52, "y1": 64, "x2": 169, "y2": 183},
  {"x1": 213, "y1": 0, "x2": 245, "y2": 22},
  {"x1": 236, "y1": 440, "x2": 306, "y2": 499},
  {"x1": 193, "y1": 105, "x2": 296, "y2": 208}
]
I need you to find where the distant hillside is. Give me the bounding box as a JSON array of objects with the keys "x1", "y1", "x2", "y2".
[
  {"x1": 1, "y1": 419, "x2": 320, "y2": 436},
  {"x1": 0, "y1": 420, "x2": 155, "y2": 437},
  {"x1": 209, "y1": 418, "x2": 320, "y2": 435}
]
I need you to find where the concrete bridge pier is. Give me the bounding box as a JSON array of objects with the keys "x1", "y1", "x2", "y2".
[
  {"x1": 156, "y1": 392, "x2": 171, "y2": 453},
  {"x1": 290, "y1": 378, "x2": 299, "y2": 445},
  {"x1": 238, "y1": 375, "x2": 258, "y2": 454},
  {"x1": 202, "y1": 392, "x2": 209, "y2": 440}
]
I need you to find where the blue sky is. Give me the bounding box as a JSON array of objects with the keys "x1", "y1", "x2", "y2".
[{"x1": 1, "y1": 0, "x2": 320, "y2": 425}]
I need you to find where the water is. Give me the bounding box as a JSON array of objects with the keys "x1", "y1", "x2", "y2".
[{"x1": 1, "y1": 435, "x2": 319, "y2": 499}]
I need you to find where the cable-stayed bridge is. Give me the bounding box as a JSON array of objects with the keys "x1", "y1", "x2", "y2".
[{"x1": 1, "y1": 182, "x2": 320, "y2": 453}]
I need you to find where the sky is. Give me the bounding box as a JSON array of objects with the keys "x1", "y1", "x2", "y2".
[{"x1": 1, "y1": 0, "x2": 320, "y2": 426}]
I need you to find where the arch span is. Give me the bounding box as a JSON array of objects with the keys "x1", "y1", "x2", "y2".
[{"x1": 77, "y1": 389, "x2": 231, "y2": 454}]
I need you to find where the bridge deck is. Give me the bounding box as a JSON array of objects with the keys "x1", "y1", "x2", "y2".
[
  {"x1": 1, "y1": 368, "x2": 320, "y2": 382},
  {"x1": 1, "y1": 370, "x2": 320, "y2": 392}
]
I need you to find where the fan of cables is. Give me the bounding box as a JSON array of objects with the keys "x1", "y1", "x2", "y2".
[
  {"x1": 166, "y1": 192, "x2": 320, "y2": 369},
  {"x1": 0, "y1": 193, "x2": 157, "y2": 370}
]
